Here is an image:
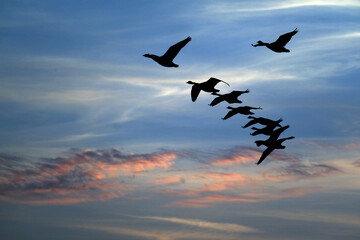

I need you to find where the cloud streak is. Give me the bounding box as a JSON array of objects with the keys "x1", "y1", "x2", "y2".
[
  {"x1": 136, "y1": 216, "x2": 257, "y2": 233},
  {"x1": 205, "y1": 0, "x2": 360, "y2": 14},
  {"x1": 0, "y1": 149, "x2": 177, "y2": 205}
]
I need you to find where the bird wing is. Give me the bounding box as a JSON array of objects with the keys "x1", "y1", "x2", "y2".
[
  {"x1": 162, "y1": 36, "x2": 191, "y2": 61},
  {"x1": 209, "y1": 95, "x2": 225, "y2": 106},
  {"x1": 222, "y1": 110, "x2": 237, "y2": 120},
  {"x1": 273, "y1": 28, "x2": 298, "y2": 46},
  {"x1": 243, "y1": 119, "x2": 257, "y2": 128},
  {"x1": 207, "y1": 77, "x2": 230, "y2": 88},
  {"x1": 232, "y1": 90, "x2": 249, "y2": 96},
  {"x1": 191, "y1": 85, "x2": 201, "y2": 102},
  {"x1": 268, "y1": 125, "x2": 289, "y2": 142},
  {"x1": 257, "y1": 147, "x2": 275, "y2": 165}
]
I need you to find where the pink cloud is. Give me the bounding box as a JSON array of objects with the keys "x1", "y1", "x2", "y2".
[
  {"x1": 167, "y1": 194, "x2": 261, "y2": 208},
  {"x1": 155, "y1": 175, "x2": 185, "y2": 185},
  {"x1": 210, "y1": 148, "x2": 260, "y2": 166},
  {"x1": 166, "y1": 187, "x2": 321, "y2": 208},
  {"x1": 0, "y1": 149, "x2": 177, "y2": 205}
]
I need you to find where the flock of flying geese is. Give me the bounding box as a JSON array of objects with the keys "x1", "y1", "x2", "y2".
[{"x1": 143, "y1": 28, "x2": 299, "y2": 165}]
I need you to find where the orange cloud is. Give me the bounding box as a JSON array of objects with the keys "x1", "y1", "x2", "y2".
[
  {"x1": 0, "y1": 149, "x2": 177, "y2": 205},
  {"x1": 155, "y1": 175, "x2": 185, "y2": 185},
  {"x1": 167, "y1": 194, "x2": 261, "y2": 208},
  {"x1": 210, "y1": 147, "x2": 260, "y2": 166},
  {"x1": 165, "y1": 187, "x2": 321, "y2": 208}
]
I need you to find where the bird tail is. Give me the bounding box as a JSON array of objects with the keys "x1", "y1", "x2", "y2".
[{"x1": 227, "y1": 106, "x2": 235, "y2": 110}]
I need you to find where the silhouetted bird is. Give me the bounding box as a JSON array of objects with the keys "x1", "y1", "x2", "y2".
[
  {"x1": 256, "y1": 136, "x2": 295, "y2": 165},
  {"x1": 222, "y1": 106, "x2": 262, "y2": 120},
  {"x1": 187, "y1": 77, "x2": 229, "y2": 102},
  {"x1": 143, "y1": 36, "x2": 191, "y2": 67},
  {"x1": 242, "y1": 116, "x2": 282, "y2": 129},
  {"x1": 209, "y1": 89, "x2": 250, "y2": 107},
  {"x1": 251, "y1": 28, "x2": 298, "y2": 53},
  {"x1": 254, "y1": 125, "x2": 290, "y2": 147},
  {"x1": 250, "y1": 125, "x2": 278, "y2": 136}
]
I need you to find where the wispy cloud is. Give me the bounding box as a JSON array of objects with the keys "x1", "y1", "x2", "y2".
[
  {"x1": 73, "y1": 224, "x2": 241, "y2": 240},
  {"x1": 263, "y1": 162, "x2": 341, "y2": 180},
  {"x1": 205, "y1": 0, "x2": 360, "y2": 14},
  {"x1": 166, "y1": 187, "x2": 321, "y2": 208},
  {"x1": 136, "y1": 216, "x2": 257, "y2": 233},
  {"x1": 0, "y1": 149, "x2": 177, "y2": 205},
  {"x1": 155, "y1": 175, "x2": 185, "y2": 185}
]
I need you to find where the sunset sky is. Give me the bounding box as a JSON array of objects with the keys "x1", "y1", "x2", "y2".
[{"x1": 1, "y1": 1, "x2": 360, "y2": 239}]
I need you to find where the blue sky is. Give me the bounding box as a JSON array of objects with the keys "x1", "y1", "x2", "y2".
[{"x1": 1, "y1": 0, "x2": 360, "y2": 239}]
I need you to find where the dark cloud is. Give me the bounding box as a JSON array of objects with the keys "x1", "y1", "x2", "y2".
[
  {"x1": 0, "y1": 149, "x2": 177, "y2": 205},
  {"x1": 263, "y1": 162, "x2": 341, "y2": 180}
]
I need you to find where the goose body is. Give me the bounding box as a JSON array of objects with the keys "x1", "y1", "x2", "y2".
[
  {"x1": 209, "y1": 89, "x2": 250, "y2": 106},
  {"x1": 243, "y1": 116, "x2": 282, "y2": 129},
  {"x1": 143, "y1": 36, "x2": 191, "y2": 67},
  {"x1": 252, "y1": 28, "x2": 298, "y2": 53},
  {"x1": 250, "y1": 125, "x2": 279, "y2": 136},
  {"x1": 255, "y1": 125, "x2": 290, "y2": 147},
  {"x1": 187, "y1": 77, "x2": 229, "y2": 102},
  {"x1": 256, "y1": 136, "x2": 295, "y2": 165},
  {"x1": 222, "y1": 106, "x2": 262, "y2": 120}
]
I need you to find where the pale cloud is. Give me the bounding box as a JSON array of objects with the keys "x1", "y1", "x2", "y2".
[
  {"x1": 136, "y1": 216, "x2": 258, "y2": 233},
  {"x1": 73, "y1": 224, "x2": 241, "y2": 240},
  {"x1": 205, "y1": 0, "x2": 360, "y2": 14}
]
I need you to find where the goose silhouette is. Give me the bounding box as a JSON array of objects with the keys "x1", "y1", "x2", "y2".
[
  {"x1": 242, "y1": 116, "x2": 282, "y2": 129},
  {"x1": 251, "y1": 28, "x2": 298, "y2": 53},
  {"x1": 256, "y1": 136, "x2": 295, "y2": 165},
  {"x1": 143, "y1": 36, "x2": 191, "y2": 67},
  {"x1": 255, "y1": 125, "x2": 289, "y2": 147},
  {"x1": 187, "y1": 77, "x2": 230, "y2": 102},
  {"x1": 209, "y1": 89, "x2": 250, "y2": 107},
  {"x1": 250, "y1": 125, "x2": 279, "y2": 136},
  {"x1": 222, "y1": 106, "x2": 262, "y2": 120}
]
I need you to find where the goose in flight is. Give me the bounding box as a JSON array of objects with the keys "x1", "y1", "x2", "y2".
[
  {"x1": 242, "y1": 116, "x2": 282, "y2": 129},
  {"x1": 143, "y1": 36, "x2": 191, "y2": 67},
  {"x1": 255, "y1": 125, "x2": 289, "y2": 147},
  {"x1": 222, "y1": 106, "x2": 262, "y2": 120},
  {"x1": 187, "y1": 77, "x2": 229, "y2": 102},
  {"x1": 251, "y1": 28, "x2": 298, "y2": 53},
  {"x1": 209, "y1": 89, "x2": 250, "y2": 107},
  {"x1": 256, "y1": 136, "x2": 295, "y2": 165},
  {"x1": 250, "y1": 124, "x2": 279, "y2": 136}
]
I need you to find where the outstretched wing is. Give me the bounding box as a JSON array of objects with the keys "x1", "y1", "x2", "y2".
[
  {"x1": 162, "y1": 36, "x2": 191, "y2": 61},
  {"x1": 273, "y1": 28, "x2": 298, "y2": 46},
  {"x1": 191, "y1": 85, "x2": 201, "y2": 102},
  {"x1": 209, "y1": 95, "x2": 225, "y2": 106},
  {"x1": 243, "y1": 119, "x2": 258, "y2": 128},
  {"x1": 257, "y1": 147, "x2": 274, "y2": 165},
  {"x1": 232, "y1": 90, "x2": 249, "y2": 96},
  {"x1": 207, "y1": 77, "x2": 230, "y2": 88},
  {"x1": 222, "y1": 110, "x2": 237, "y2": 120},
  {"x1": 267, "y1": 125, "x2": 289, "y2": 142}
]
